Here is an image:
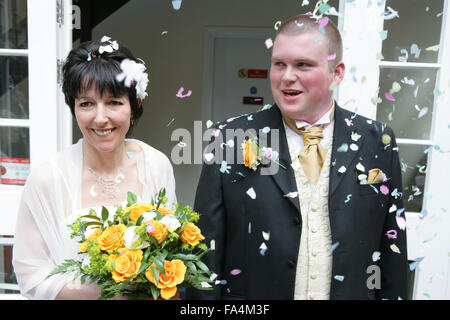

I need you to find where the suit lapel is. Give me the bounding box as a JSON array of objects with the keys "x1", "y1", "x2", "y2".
[
  {"x1": 329, "y1": 105, "x2": 365, "y2": 198},
  {"x1": 262, "y1": 106, "x2": 300, "y2": 213}
]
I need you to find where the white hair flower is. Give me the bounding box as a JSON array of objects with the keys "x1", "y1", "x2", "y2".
[{"x1": 116, "y1": 59, "x2": 149, "y2": 101}]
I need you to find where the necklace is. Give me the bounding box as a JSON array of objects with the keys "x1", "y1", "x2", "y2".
[{"x1": 88, "y1": 166, "x2": 125, "y2": 199}]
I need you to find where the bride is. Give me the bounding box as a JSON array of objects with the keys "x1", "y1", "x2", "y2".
[{"x1": 12, "y1": 37, "x2": 177, "y2": 299}]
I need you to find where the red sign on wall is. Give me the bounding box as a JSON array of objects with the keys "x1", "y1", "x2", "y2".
[
  {"x1": 247, "y1": 69, "x2": 268, "y2": 79},
  {"x1": 0, "y1": 157, "x2": 30, "y2": 185}
]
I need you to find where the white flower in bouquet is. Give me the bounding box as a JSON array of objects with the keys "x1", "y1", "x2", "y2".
[
  {"x1": 124, "y1": 226, "x2": 150, "y2": 249},
  {"x1": 159, "y1": 215, "x2": 181, "y2": 231}
]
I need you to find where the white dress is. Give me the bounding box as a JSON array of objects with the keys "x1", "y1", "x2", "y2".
[{"x1": 12, "y1": 139, "x2": 177, "y2": 299}]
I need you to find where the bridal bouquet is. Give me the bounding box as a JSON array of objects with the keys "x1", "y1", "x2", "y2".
[{"x1": 47, "y1": 188, "x2": 212, "y2": 300}]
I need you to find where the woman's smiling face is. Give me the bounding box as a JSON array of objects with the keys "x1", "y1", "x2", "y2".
[{"x1": 75, "y1": 85, "x2": 131, "y2": 154}]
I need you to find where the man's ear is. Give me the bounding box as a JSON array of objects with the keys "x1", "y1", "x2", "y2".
[{"x1": 333, "y1": 61, "x2": 346, "y2": 85}]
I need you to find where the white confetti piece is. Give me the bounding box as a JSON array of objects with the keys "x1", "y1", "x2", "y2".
[
  {"x1": 350, "y1": 143, "x2": 359, "y2": 151},
  {"x1": 262, "y1": 231, "x2": 270, "y2": 241},
  {"x1": 206, "y1": 120, "x2": 214, "y2": 128},
  {"x1": 356, "y1": 162, "x2": 365, "y2": 172},
  {"x1": 351, "y1": 132, "x2": 361, "y2": 141},
  {"x1": 204, "y1": 153, "x2": 214, "y2": 162},
  {"x1": 262, "y1": 126, "x2": 271, "y2": 134},
  {"x1": 372, "y1": 251, "x2": 381, "y2": 262},
  {"x1": 338, "y1": 166, "x2": 347, "y2": 173},
  {"x1": 265, "y1": 38, "x2": 273, "y2": 49},
  {"x1": 396, "y1": 216, "x2": 406, "y2": 230},
  {"x1": 390, "y1": 243, "x2": 401, "y2": 254},
  {"x1": 284, "y1": 192, "x2": 299, "y2": 198},
  {"x1": 389, "y1": 204, "x2": 397, "y2": 213},
  {"x1": 246, "y1": 187, "x2": 256, "y2": 199},
  {"x1": 210, "y1": 239, "x2": 215, "y2": 250}
]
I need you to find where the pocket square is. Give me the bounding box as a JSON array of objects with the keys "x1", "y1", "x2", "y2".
[
  {"x1": 367, "y1": 168, "x2": 385, "y2": 184},
  {"x1": 359, "y1": 168, "x2": 385, "y2": 185}
]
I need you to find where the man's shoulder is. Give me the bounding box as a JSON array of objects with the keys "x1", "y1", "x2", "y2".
[{"x1": 213, "y1": 105, "x2": 280, "y2": 131}]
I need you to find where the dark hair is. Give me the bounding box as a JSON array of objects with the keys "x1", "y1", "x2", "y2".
[
  {"x1": 277, "y1": 14, "x2": 343, "y2": 70},
  {"x1": 62, "y1": 39, "x2": 145, "y2": 136}
]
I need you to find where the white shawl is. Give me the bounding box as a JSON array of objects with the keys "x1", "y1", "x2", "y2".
[{"x1": 12, "y1": 139, "x2": 177, "y2": 299}]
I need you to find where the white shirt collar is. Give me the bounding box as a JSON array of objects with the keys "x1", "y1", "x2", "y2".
[{"x1": 294, "y1": 102, "x2": 335, "y2": 129}]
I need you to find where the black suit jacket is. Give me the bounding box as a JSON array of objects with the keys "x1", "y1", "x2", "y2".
[{"x1": 186, "y1": 104, "x2": 408, "y2": 300}]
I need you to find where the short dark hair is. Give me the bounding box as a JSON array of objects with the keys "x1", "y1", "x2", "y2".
[
  {"x1": 62, "y1": 39, "x2": 145, "y2": 136},
  {"x1": 276, "y1": 14, "x2": 343, "y2": 69}
]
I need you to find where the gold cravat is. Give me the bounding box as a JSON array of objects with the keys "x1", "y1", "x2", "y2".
[
  {"x1": 298, "y1": 126, "x2": 327, "y2": 185},
  {"x1": 283, "y1": 117, "x2": 327, "y2": 185}
]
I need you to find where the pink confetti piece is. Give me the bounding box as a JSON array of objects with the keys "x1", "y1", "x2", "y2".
[
  {"x1": 146, "y1": 223, "x2": 155, "y2": 234},
  {"x1": 230, "y1": 269, "x2": 242, "y2": 276},
  {"x1": 176, "y1": 86, "x2": 192, "y2": 98},
  {"x1": 327, "y1": 53, "x2": 336, "y2": 61},
  {"x1": 344, "y1": 118, "x2": 354, "y2": 126},
  {"x1": 385, "y1": 92, "x2": 395, "y2": 101},
  {"x1": 386, "y1": 229, "x2": 397, "y2": 239},
  {"x1": 380, "y1": 185, "x2": 389, "y2": 195},
  {"x1": 318, "y1": 16, "x2": 329, "y2": 26}
]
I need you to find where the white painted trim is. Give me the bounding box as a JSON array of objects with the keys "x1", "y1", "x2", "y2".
[
  {"x1": 0, "y1": 118, "x2": 30, "y2": 128},
  {"x1": 379, "y1": 61, "x2": 441, "y2": 69},
  {"x1": 0, "y1": 49, "x2": 28, "y2": 56},
  {"x1": 56, "y1": 0, "x2": 73, "y2": 151},
  {"x1": 396, "y1": 139, "x2": 433, "y2": 146},
  {"x1": 201, "y1": 27, "x2": 275, "y2": 124},
  {"x1": 0, "y1": 237, "x2": 14, "y2": 245}
]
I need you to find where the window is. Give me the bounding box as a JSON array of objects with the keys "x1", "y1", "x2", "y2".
[{"x1": 338, "y1": 0, "x2": 450, "y2": 299}]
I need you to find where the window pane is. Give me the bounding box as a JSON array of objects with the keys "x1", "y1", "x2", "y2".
[
  {"x1": 0, "y1": 242, "x2": 18, "y2": 294},
  {"x1": 0, "y1": 56, "x2": 28, "y2": 119},
  {"x1": 398, "y1": 144, "x2": 428, "y2": 213},
  {"x1": 0, "y1": 0, "x2": 28, "y2": 49},
  {"x1": 0, "y1": 126, "x2": 29, "y2": 186},
  {"x1": 382, "y1": 0, "x2": 444, "y2": 63},
  {"x1": 377, "y1": 68, "x2": 435, "y2": 140}
]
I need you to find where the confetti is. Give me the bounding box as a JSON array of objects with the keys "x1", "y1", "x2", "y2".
[
  {"x1": 210, "y1": 239, "x2": 215, "y2": 250},
  {"x1": 331, "y1": 242, "x2": 340, "y2": 252},
  {"x1": 344, "y1": 194, "x2": 352, "y2": 203},
  {"x1": 380, "y1": 185, "x2": 389, "y2": 195},
  {"x1": 344, "y1": 118, "x2": 353, "y2": 126},
  {"x1": 338, "y1": 166, "x2": 347, "y2": 173},
  {"x1": 385, "y1": 92, "x2": 395, "y2": 101},
  {"x1": 220, "y1": 161, "x2": 231, "y2": 174},
  {"x1": 379, "y1": 30, "x2": 388, "y2": 41},
  {"x1": 327, "y1": 53, "x2": 337, "y2": 61},
  {"x1": 176, "y1": 86, "x2": 192, "y2": 98},
  {"x1": 386, "y1": 229, "x2": 397, "y2": 239},
  {"x1": 349, "y1": 143, "x2": 359, "y2": 151},
  {"x1": 383, "y1": 6, "x2": 399, "y2": 20},
  {"x1": 390, "y1": 244, "x2": 401, "y2": 254},
  {"x1": 372, "y1": 251, "x2": 381, "y2": 262},
  {"x1": 337, "y1": 143, "x2": 348, "y2": 152},
  {"x1": 356, "y1": 162, "x2": 365, "y2": 172},
  {"x1": 262, "y1": 126, "x2": 271, "y2": 134},
  {"x1": 396, "y1": 216, "x2": 406, "y2": 230},
  {"x1": 389, "y1": 204, "x2": 397, "y2": 213},
  {"x1": 248, "y1": 222, "x2": 251, "y2": 233},
  {"x1": 262, "y1": 231, "x2": 270, "y2": 241},
  {"x1": 418, "y1": 107, "x2": 429, "y2": 119},
  {"x1": 171, "y1": 0, "x2": 182, "y2": 10},
  {"x1": 334, "y1": 275, "x2": 344, "y2": 282},
  {"x1": 230, "y1": 269, "x2": 242, "y2": 276},
  {"x1": 351, "y1": 132, "x2": 361, "y2": 141},
  {"x1": 274, "y1": 21, "x2": 281, "y2": 30},
  {"x1": 259, "y1": 242, "x2": 268, "y2": 256},
  {"x1": 318, "y1": 16, "x2": 329, "y2": 26},
  {"x1": 425, "y1": 44, "x2": 439, "y2": 52},
  {"x1": 329, "y1": 81, "x2": 338, "y2": 90},
  {"x1": 204, "y1": 153, "x2": 214, "y2": 162},
  {"x1": 284, "y1": 192, "x2": 299, "y2": 198},
  {"x1": 246, "y1": 187, "x2": 256, "y2": 199},
  {"x1": 265, "y1": 38, "x2": 273, "y2": 49},
  {"x1": 206, "y1": 120, "x2": 214, "y2": 128}
]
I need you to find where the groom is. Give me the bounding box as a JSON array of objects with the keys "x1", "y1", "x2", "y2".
[{"x1": 187, "y1": 14, "x2": 408, "y2": 300}]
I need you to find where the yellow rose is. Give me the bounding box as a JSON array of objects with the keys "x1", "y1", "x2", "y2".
[
  {"x1": 125, "y1": 203, "x2": 153, "y2": 221},
  {"x1": 107, "y1": 247, "x2": 143, "y2": 283},
  {"x1": 96, "y1": 224, "x2": 127, "y2": 252},
  {"x1": 148, "y1": 220, "x2": 168, "y2": 244},
  {"x1": 181, "y1": 223, "x2": 205, "y2": 246},
  {"x1": 145, "y1": 259, "x2": 186, "y2": 300},
  {"x1": 243, "y1": 139, "x2": 258, "y2": 169},
  {"x1": 79, "y1": 228, "x2": 103, "y2": 253},
  {"x1": 154, "y1": 205, "x2": 173, "y2": 216}
]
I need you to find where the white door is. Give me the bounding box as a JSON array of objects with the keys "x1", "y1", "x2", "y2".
[
  {"x1": 0, "y1": 0, "x2": 72, "y2": 298},
  {"x1": 203, "y1": 28, "x2": 275, "y2": 123}
]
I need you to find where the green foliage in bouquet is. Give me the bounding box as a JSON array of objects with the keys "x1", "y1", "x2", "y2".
[{"x1": 47, "y1": 188, "x2": 212, "y2": 300}]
